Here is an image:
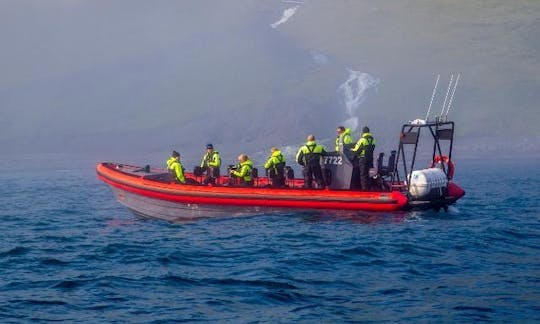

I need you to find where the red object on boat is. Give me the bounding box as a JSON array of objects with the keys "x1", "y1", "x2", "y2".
[
  {"x1": 96, "y1": 162, "x2": 410, "y2": 220},
  {"x1": 96, "y1": 120, "x2": 466, "y2": 221}
]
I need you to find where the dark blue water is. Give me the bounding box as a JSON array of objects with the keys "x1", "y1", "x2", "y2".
[{"x1": 1, "y1": 155, "x2": 539, "y2": 322}]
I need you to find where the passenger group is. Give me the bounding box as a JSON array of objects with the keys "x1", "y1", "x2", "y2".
[{"x1": 167, "y1": 125, "x2": 376, "y2": 190}]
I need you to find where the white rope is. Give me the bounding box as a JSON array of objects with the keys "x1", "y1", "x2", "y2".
[
  {"x1": 440, "y1": 74, "x2": 454, "y2": 118},
  {"x1": 425, "y1": 74, "x2": 440, "y2": 121},
  {"x1": 444, "y1": 73, "x2": 460, "y2": 119}
]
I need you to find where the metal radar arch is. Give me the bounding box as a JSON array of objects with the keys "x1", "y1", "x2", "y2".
[{"x1": 392, "y1": 74, "x2": 460, "y2": 204}]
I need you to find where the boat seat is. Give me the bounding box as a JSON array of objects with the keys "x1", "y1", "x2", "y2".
[
  {"x1": 378, "y1": 150, "x2": 396, "y2": 178},
  {"x1": 133, "y1": 165, "x2": 151, "y2": 173},
  {"x1": 193, "y1": 166, "x2": 204, "y2": 177},
  {"x1": 377, "y1": 152, "x2": 385, "y2": 172},
  {"x1": 284, "y1": 166, "x2": 295, "y2": 188},
  {"x1": 252, "y1": 167, "x2": 258, "y2": 186},
  {"x1": 143, "y1": 172, "x2": 173, "y2": 183}
]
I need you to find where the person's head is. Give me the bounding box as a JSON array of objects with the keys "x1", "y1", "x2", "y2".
[
  {"x1": 270, "y1": 146, "x2": 278, "y2": 153},
  {"x1": 238, "y1": 154, "x2": 248, "y2": 162},
  {"x1": 307, "y1": 134, "x2": 315, "y2": 142},
  {"x1": 206, "y1": 143, "x2": 214, "y2": 151},
  {"x1": 172, "y1": 150, "x2": 180, "y2": 158},
  {"x1": 337, "y1": 126, "x2": 345, "y2": 134},
  {"x1": 362, "y1": 126, "x2": 370, "y2": 133}
]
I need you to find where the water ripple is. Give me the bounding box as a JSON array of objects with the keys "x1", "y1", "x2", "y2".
[
  {"x1": 0, "y1": 160, "x2": 538, "y2": 322},
  {"x1": 0, "y1": 246, "x2": 29, "y2": 257}
]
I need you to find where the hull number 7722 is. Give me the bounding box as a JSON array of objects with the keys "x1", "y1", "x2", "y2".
[{"x1": 323, "y1": 156, "x2": 343, "y2": 165}]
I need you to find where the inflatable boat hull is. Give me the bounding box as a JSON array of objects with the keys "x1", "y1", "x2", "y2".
[{"x1": 97, "y1": 162, "x2": 412, "y2": 221}]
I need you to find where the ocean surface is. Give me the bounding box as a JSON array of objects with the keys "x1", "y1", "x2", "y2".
[{"x1": 1, "y1": 155, "x2": 539, "y2": 322}]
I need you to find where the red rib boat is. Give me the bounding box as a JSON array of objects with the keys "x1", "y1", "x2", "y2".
[{"x1": 97, "y1": 120, "x2": 465, "y2": 221}]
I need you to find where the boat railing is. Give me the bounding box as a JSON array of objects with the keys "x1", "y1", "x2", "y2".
[{"x1": 110, "y1": 160, "x2": 397, "y2": 192}]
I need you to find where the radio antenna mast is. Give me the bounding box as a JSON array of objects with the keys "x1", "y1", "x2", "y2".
[
  {"x1": 444, "y1": 73, "x2": 460, "y2": 120},
  {"x1": 440, "y1": 74, "x2": 454, "y2": 119},
  {"x1": 425, "y1": 74, "x2": 440, "y2": 121}
]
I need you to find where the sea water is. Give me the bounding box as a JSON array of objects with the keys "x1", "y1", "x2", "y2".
[{"x1": 0, "y1": 155, "x2": 538, "y2": 322}]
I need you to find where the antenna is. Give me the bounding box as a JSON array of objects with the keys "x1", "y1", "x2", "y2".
[
  {"x1": 440, "y1": 74, "x2": 454, "y2": 118},
  {"x1": 444, "y1": 73, "x2": 460, "y2": 120},
  {"x1": 425, "y1": 74, "x2": 440, "y2": 121}
]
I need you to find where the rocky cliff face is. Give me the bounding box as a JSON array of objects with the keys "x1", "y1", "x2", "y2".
[{"x1": 1, "y1": 1, "x2": 538, "y2": 157}]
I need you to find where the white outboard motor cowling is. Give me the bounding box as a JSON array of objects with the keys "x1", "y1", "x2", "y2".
[{"x1": 408, "y1": 168, "x2": 448, "y2": 199}]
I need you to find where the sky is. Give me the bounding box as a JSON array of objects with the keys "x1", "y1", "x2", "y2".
[{"x1": 1, "y1": 0, "x2": 538, "y2": 165}]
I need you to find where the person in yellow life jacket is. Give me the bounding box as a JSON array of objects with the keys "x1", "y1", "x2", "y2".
[
  {"x1": 200, "y1": 143, "x2": 221, "y2": 185},
  {"x1": 167, "y1": 150, "x2": 185, "y2": 184},
  {"x1": 296, "y1": 135, "x2": 326, "y2": 188},
  {"x1": 351, "y1": 126, "x2": 376, "y2": 190},
  {"x1": 335, "y1": 126, "x2": 354, "y2": 151},
  {"x1": 264, "y1": 147, "x2": 286, "y2": 187},
  {"x1": 229, "y1": 154, "x2": 254, "y2": 186},
  {"x1": 166, "y1": 151, "x2": 177, "y2": 170}
]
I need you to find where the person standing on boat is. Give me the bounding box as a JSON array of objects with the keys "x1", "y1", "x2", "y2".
[
  {"x1": 335, "y1": 126, "x2": 354, "y2": 152},
  {"x1": 167, "y1": 150, "x2": 186, "y2": 184},
  {"x1": 200, "y1": 143, "x2": 221, "y2": 185},
  {"x1": 230, "y1": 154, "x2": 254, "y2": 186},
  {"x1": 264, "y1": 147, "x2": 286, "y2": 187},
  {"x1": 352, "y1": 126, "x2": 376, "y2": 190},
  {"x1": 296, "y1": 135, "x2": 326, "y2": 188}
]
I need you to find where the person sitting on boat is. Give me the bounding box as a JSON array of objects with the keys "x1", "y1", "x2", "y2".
[
  {"x1": 199, "y1": 143, "x2": 221, "y2": 185},
  {"x1": 335, "y1": 126, "x2": 354, "y2": 152},
  {"x1": 229, "y1": 154, "x2": 254, "y2": 186},
  {"x1": 264, "y1": 147, "x2": 286, "y2": 187},
  {"x1": 167, "y1": 150, "x2": 186, "y2": 184},
  {"x1": 296, "y1": 135, "x2": 326, "y2": 188},
  {"x1": 351, "y1": 126, "x2": 376, "y2": 190}
]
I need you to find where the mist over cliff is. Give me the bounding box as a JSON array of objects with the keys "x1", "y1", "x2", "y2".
[{"x1": 1, "y1": 1, "x2": 538, "y2": 165}]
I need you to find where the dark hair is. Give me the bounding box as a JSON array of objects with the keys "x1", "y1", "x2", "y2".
[
  {"x1": 206, "y1": 143, "x2": 213, "y2": 149},
  {"x1": 337, "y1": 126, "x2": 345, "y2": 132},
  {"x1": 172, "y1": 150, "x2": 180, "y2": 157},
  {"x1": 362, "y1": 126, "x2": 370, "y2": 133}
]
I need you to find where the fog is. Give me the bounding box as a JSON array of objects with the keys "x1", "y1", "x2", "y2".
[{"x1": 1, "y1": 0, "x2": 538, "y2": 167}]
